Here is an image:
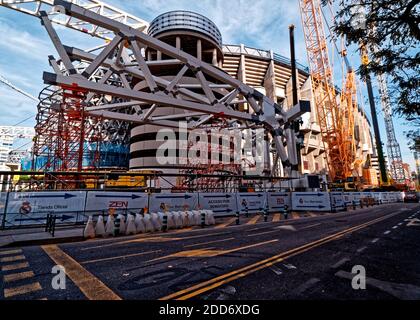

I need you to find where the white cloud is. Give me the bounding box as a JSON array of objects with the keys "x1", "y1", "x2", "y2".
[{"x1": 0, "y1": 19, "x2": 52, "y2": 62}]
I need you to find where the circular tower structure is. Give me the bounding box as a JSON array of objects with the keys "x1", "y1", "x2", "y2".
[{"x1": 129, "y1": 11, "x2": 228, "y2": 188}]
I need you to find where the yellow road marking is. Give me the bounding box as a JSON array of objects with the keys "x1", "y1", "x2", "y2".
[
  {"x1": 4, "y1": 271, "x2": 35, "y2": 283},
  {"x1": 150, "y1": 239, "x2": 278, "y2": 262},
  {"x1": 308, "y1": 212, "x2": 316, "y2": 217},
  {"x1": 0, "y1": 249, "x2": 22, "y2": 256},
  {"x1": 42, "y1": 245, "x2": 121, "y2": 300},
  {"x1": 81, "y1": 250, "x2": 161, "y2": 264},
  {"x1": 215, "y1": 217, "x2": 236, "y2": 228},
  {"x1": 83, "y1": 232, "x2": 229, "y2": 251},
  {"x1": 272, "y1": 214, "x2": 281, "y2": 222},
  {"x1": 292, "y1": 212, "x2": 301, "y2": 219},
  {"x1": 184, "y1": 237, "x2": 235, "y2": 248},
  {"x1": 0, "y1": 255, "x2": 25, "y2": 263},
  {"x1": 4, "y1": 282, "x2": 42, "y2": 298},
  {"x1": 160, "y1": 211, "x2": 399, "y2": 300},
  {"x1": 1, "y1": 262, "x2": 29, "y2": 272},
  {"x1": 246, "y1": 215, "x2": 260, "y2": 225}
]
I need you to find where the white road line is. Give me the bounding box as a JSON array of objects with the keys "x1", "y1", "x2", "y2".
[
  {"x1": 283, "y1": 263, "x2": 297, "y2": 270},
  {"x1": 357, "y1": 246, "x2": 367, "y2": 253},
  {"x1": 392, "y1": 226, "x2": 398, "y2": 229},
  {"x1": 384, "y1": 230, "x2": 391, "y2": 235},
  {"x1": 398, "y1": 223, "x2": 403, "y2": 226},
  {"x1": 331, "y1": 258, "x2": 350, "y2": 269},
  {"x1": 371, "y1": 238, "x2": 379, "y2": 243},
  {"x1": 270, "y1": 265, "x2": 283, "y2": 275}
]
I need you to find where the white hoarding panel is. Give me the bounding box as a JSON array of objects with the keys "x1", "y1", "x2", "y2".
[
  {"x1": 149, "y1": 193, "x2": 198, "y2": 213},
  {"x1": 236, "y1": 192, "x2": 266, "y2": 214},
  {"x1": 267, "y1": 192, "x2": 291, "y2": 212},
  {"x1": 5, "y1": 191, "x2": 86, "y2": 226},
  {"x1": 292, "y1": 192, "x2": 331, "y2": 211},
  {"x1": 343, "y1": 192, "x2": 354, "y2": 207},
  {"x1": 352, "y1": 192, "x2": 362, "y2": 204},
  {"x1": 199, "y1": 193, "x2": 237, "y2": 216},
  {"x1": 330, "y1": 192, "x2": 345, "y2": 211},
  {"x1": 85, "y1": 191, "x2": 148, "y2": 213}
]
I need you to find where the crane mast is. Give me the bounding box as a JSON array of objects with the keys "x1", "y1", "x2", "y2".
[
  {"x1": 376, "y1": 72, "x2": 406, "y2": 183},
  {"x1": 299, "y1": 0, "x2": 356, "y2": 182}
]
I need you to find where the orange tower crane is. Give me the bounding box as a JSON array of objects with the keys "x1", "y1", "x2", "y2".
[{"x1": 298, "y1": 0, "x2": 357, "y2": 182}]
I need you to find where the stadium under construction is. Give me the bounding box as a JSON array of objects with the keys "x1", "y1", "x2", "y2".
[{"x1": 0, "y1": 0, "x2": 415, "y2": 193}]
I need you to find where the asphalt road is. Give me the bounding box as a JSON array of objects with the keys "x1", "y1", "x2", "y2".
[{"x1": 1, "y1": 202, "x2": 419, "y2": 300}]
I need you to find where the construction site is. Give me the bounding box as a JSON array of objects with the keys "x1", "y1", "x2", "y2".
[{"x1": 0, "y1": 0, "x2": 419, "y2": 304}]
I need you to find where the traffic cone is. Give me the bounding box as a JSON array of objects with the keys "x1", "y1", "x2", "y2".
[
  {"x1": 84, "y1": 216, "x2": 95, "y2": 239},
  {"x1": 95, "y1": 215, "x2": 106, "y2": 237},
  {"x1": 126, "y1": 214, "x2": 137, "y2": 235},
  {"x1": 135, "y1": 213, "x2": 146, "y2": 233},
  {"x1": 105, "y1": 214, "x2": 115, "y2": 236},
  {"x1": 117, "y1": 214, "x2": 126, "y2": 234}
]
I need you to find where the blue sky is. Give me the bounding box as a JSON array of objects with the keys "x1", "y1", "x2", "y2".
[{"x1": 0, "y1": 0, "x2": 417, "y2": 171}]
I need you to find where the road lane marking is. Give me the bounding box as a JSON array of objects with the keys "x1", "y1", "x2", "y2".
[
  {"x1": 392, "y1": 226, "x2": 398, "y2": 229},
  {"x1": 270, "y1": 265, "x2": 283, "y2": 275},
  {"x1": 0, "y1": 255, "x2": 25, "y2": 263},
  {"x1": 332, "y1": 258, "x2": 349, "y2": 269},
  {"x1": 384, "y1": 230, "x2": 391, "y2": 235},
  {"x1": 216, "y1": 217, "x2": 236, "y2": 228},
  {"x1": 357, "y1": 246, "x2": 367, "y2": 253},
  {"x1": 272, "y1": 214, "x2": 281, "y2": 222},
  {"x1": 82, "y1": 232, "x2": 230, "y2": 251},
  {"x1": 371, "y1": 238, "x2": 379, "y2": 243},
  {"x1": 184, "y1": 237, "x2": 235, "y2": 248},
  {"x1": 150, "y1": 239, "x2": 278, "y2": 262},
  {"x1": 247, "y1": 229, "x2": 279, "y2": 237},
  {"x1": 4, "y1": 282, "x2": 42, "y2": 298},
  {"x1": 283, "y1": 263, "x2": 297, "y2": 270},
  {"x1": 294, "y1": 278, "x2": 320, "y2": 295},
  {"x1": 1, "y1": 262, "x2": 29, "y2": 272},
  {"x1": 308, "y1": 212, "x2": 317, "y2": 217},
  {"x1": 246, "y1": 215, "x2": 260, "y2": 225},
  {"x1": 300, "y1": 223, "x2": 322, "y2": 230},
  {"x1": 335, "y1": 270, "x2": 420, "y2": 300},
  {"x1": 81, "y1": 250, "x2": 161, "y2": 265},
  {"x1": 42, "y1": 245, "x2": 121, "y2": 300},
  {"x1": 3, "y1": 271, "x2": 35, "y2": 283},
  {"x1": 0, "y1": 249, "x2": 22, "y2": 256},
  {"x1": 160, "y1": 211, "x2": 400, "y2": 300}
]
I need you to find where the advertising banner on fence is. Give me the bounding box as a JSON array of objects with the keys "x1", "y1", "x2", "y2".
[
  {"x1": 343, "y1": 192, "x2": 354, "y2": 207},
  {"x1": 5, "y1": 191, "x2": 86, "y2": 226},
  {"x1": 85, "y1": 191, "x2": 148, "y2": 213},
  {"x1": 149, "y1": 193, "x2": 198, "y2": 213},
  {"x1": 292, "y1": 192, "x2": 331, "y2": 211},
  {"x1": 267, "y1": 192, "x2": 291, "y2": 212},
  {"x1": 199, "y1": 193, "x2": 237, "y2": 216},
  {"x1": 330, "y1": 192, "x2": 345, "y2": 211},
  {"x1": 236, "y1": 192, "x2": 266, "y2": 214}
]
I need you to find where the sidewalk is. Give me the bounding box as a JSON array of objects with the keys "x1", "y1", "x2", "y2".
[{"x1": 0, "y1": 225, "x2": 85, "y2": 248}]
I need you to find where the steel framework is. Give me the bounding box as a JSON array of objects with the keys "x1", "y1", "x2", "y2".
[
  {"x1": 299, "y1": 0, "x2": 356, "y2": 181},
  {"x1": 0, "y1": 0, "x2": 148, "y2": 39},
  {"x1": 34, "y1": 0, "x2": 308, "y2": 178}
]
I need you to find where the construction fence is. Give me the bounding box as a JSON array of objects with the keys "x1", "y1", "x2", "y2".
[{"x1": 0, "y1": 190, "x2": 405, "y2": 229}]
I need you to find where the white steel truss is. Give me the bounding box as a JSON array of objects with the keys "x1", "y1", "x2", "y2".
[{"x1": 0, "y1": 0, "x2": 149, "y2": 39}]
